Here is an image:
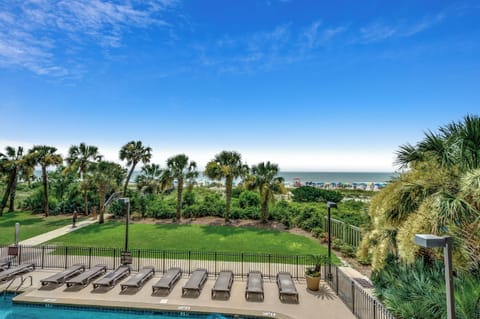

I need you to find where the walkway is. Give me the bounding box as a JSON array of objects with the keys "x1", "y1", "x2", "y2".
[{"x1": 19, "y1": 217, "x2": 98, "y2": 246}]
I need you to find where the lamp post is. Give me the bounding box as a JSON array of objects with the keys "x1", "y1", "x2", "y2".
[
  {"x1": 327, "y1": 201, "x2": 337, "y2": 280},
  {"x1": 414, "y1": 234, "x2": 455, "y2": 319},
  {"x1": 119, "y1": 198, "x2": 131, "y2": 265}
]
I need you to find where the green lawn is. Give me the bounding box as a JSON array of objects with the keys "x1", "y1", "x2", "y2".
[
  {"x1": 0, "y1": 211, "x2": 84, "y2": 246},
  {"x1": 47, "y1": 221, "x2": 338, "y2": 261}
]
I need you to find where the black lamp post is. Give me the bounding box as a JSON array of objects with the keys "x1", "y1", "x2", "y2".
[
  {"x1": 327, "y1": 201, "x2": 337, "y2": 280},
  {"x1": 414, "y1": 234, "x2": 455, "y2": 319},
  {"x1": 119, "y1": 197, "x2": 131, "y2": 265}
]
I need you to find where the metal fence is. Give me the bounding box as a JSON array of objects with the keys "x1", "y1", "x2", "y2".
[
  {"x1": 323, "y1": 263, "x2": 396, "y2": 319},
  {"x1": 0, "y1": 245, "x2": 317, "y2": 280},
  {"x1": 325, "y1": 216, "x2": 362, "y2": 248}
]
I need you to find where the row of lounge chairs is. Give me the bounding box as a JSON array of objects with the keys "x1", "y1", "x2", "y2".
[{"x1": 1, "y1": 263, "x2": 298, "y2": 303}]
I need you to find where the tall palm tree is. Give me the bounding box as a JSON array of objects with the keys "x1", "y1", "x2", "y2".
[
  {"x1": 246, "y1": 161, "x2": 285, "y2": 223},
  {"x1": 205, "y1": 151, "x2": 248, "y2": 222},
  {"x1": 135, "y1": 163, "x2": 163, "y2": 194},
  {"x1": 0, "y1": 146, "x2": 32, "y2": 215},
  {"x1": 90, "y1": 161, "x2": 126, "y2": 224},
  {"x1": 119, "y1": 141, "x2": 152, "y2": 196},
  {"x1": 28, "y1": 145, "x2": 63, "y2": 216},
  {"x1": 66, "y1": 143, "x2": 102, "y2": 215},
  {"x1": 360, "y1": 115, "x2": 480, "y2": 271},
  {"x1": 165, "y1": 154, "x2": 198, "y2": 221}
]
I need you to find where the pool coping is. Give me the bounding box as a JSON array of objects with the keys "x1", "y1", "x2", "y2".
[{"x1": 12, "y1": 289, "x2": 293, "y2": 319}]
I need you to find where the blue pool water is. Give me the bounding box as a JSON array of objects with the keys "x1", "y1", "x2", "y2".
[{"x1": 0, "y1": 294, "x2": 258, "y2": 319}]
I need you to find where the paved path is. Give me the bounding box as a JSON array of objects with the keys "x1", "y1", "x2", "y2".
[{"x1": 19, "y1": 217, "x2": 98, "y2": 246}]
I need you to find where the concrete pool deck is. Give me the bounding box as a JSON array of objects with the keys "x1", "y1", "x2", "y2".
[{"x1": 3, "y1": 269, "x2": 355, "y2": 319}]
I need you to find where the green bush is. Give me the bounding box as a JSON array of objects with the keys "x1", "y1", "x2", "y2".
[
  {"x1": 238, "y1": 190, "x2": 260, "y2": 208},
  {"x1": 146, "y1": 198, "x2": 176, "y2": 219},
  {"x1": 292, "y1": 186, "x2": 344, "y2": 203}
]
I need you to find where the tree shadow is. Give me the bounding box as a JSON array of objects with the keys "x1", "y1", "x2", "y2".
[{"x1": 306, "y1": 283, "x2": 336, "y2": 300}]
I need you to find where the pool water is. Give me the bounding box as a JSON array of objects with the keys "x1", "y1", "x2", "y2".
[{"x1": 0, "y1": 294, "x2": 258, "y2": 319}]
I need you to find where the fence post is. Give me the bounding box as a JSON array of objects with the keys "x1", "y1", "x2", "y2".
[
  {"x1": 188, "y1": 251, "x2": 191, "y2": 274},
  {"x1": 41, "y1": 246, "x2": 45, "y2": 269},
  {"x1": 88, "y1": 247, "x2": 92, "y2": 269},
  {"x1": 214, "y1": 252, "x2": 217, "y2": 276},
  {"x1": 336, "y1": 266, "x2": 339, "y2": 295},
  {"x1": 241, "y1": 253, "x2": 244, "y2": 280},
  {"x1": 162, "y1": 250, "x2": 166, "y2": 273},
  {"x1": 137, "y1": 249, "x2": 141, "y2": 272},
  {"x1": 268, "y1": 254, "x2": 271, "y2": 279},
  {"x1": 113, "y1": 248, "x2": 117, "y2": 269},
  {"x1": 65, "y1": 246, "x2": 68, "y2": 268},
  {"x1": 296, "y1": 255, "x2": 299, "y2": 280},
  {"x1": 18, "y1": 245, "x2": 22, "y2": 265},
  {"x1": 373, "y1": 299, "x2": 377, "y2": 319},
  {"x1": 351, "y1": 281, "x2": 355, "y2": 313}
]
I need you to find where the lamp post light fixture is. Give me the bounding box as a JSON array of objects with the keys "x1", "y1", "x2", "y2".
[
  {"x1": 414, "y1": 234, "x2": 455, "y2": 319},
  {"x1": 119, "y1": 197, "x2": 131, "y2": 265},
  {"x1": 327, "y1": 201, "x2": 337, "y2": 280}
]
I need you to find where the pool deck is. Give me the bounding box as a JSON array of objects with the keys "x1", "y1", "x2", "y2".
[{"x1": 3, "y1": 269, "x2": 355, "y2": 319}]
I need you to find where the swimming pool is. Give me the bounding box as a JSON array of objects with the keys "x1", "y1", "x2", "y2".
[{"x1": 0, "y1": 294, "x2": 262, "y2": 319}]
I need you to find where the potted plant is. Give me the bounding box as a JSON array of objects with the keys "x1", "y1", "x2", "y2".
[{"x1": 305, "y1": 255, "x2": 324, "y2": 291}]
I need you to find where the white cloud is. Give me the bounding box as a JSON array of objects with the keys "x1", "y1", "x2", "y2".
[{"x1": 0, "y1": 0, "x2": 176, "y2": 77}]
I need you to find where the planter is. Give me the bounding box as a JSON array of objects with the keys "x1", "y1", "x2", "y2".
[{"x1": 306, "y1": 275, "x2": 320, "y2": 291}]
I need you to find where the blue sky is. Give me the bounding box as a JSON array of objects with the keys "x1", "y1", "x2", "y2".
[{"x1": 0, "y1": 0, "x2": 479, "y2": 171}]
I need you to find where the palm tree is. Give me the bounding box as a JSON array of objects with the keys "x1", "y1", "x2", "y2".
[
  {"x1": 66, "y1": 143, "x2": 102, "y2": 215},
  {"x1": 165, "y1": 154, "x2": 198, "y2": 221},
  {"x1": 0, "y1": 146, "x2": 34, "y2": 215},
  {"x1": 360, "y1": 115, "x2": 480, "y2": 271},
  {"x1": 246, "y1": 161, "x2": 285, "y2": 223},
  {"x1": 205, "y1": 151, "x2": 248, "y2": 222},
  {"x1": 28, "y1": 145, "x2": 63, "y2": 216},
  {"x1": 90, "y1": 161, "x2": 126, "y2": 224},
  {"x1": 135, "y1": 163, "x2": 163, "y2": 194},
  {"x1": 119, "y1": 141, "x2": 152, "y2": 196}
]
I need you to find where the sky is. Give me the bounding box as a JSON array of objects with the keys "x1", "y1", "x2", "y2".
[{"x1": 0, "y1": 0, "x2": 479, "y2": 171}]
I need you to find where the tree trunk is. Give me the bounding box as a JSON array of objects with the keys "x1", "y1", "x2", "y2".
[
  {"x1": 176, "y1": 177, "x2": 183, "y2": 221},
  {"x1": 261, "y1": 191, "x2": 269, "y2": 223},
  {"x1": 225, "y1": 175, "x2": 233, "y2": 222},
  {"x1": 0, "y1": 170, "x2": 16, "y2": 216},
  {"x1": 99, "y1": 185, "x2": 105, "y2": 224},
  {"x1": 123, "y1": 162, "x2": 137, "y2": 196},
  {"x1": 84, "y1": 188, "x2": 88, "y2": 215},
  {"x1": 8, "y1": 173, "x2": 18, "y2": 212},
  {"x1": 42, "y1": 166, "x2": 49, "y2": 217}
]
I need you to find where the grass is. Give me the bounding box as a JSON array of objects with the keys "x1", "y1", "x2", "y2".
[
  {"x1": 47, "y1": 221, "x2": 339, "y2": 262},
  {"x1": 0, "y1": 210, "x2": 85, "y2": 246}
]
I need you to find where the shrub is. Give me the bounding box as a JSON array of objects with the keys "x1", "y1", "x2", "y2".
[
  {"x1": 182, "y1": 191, "x2": 196, "y2": 207},
  {"x1": 292, "y1": 186, "x2": 344, "y2": 203},
  {"x1": 238, "y1": 190, "x2": 260, "y2": 208},
  {"x1": 146, "y1": 199, "x2": 176, "y2": 219}
]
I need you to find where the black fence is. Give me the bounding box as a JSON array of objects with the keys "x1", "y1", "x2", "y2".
[
  {"x1": 1, "y1": 245, "x2": 317, "y2": 280},
  {"x1": 323, "y1": 263, "x2": 396, "y2": 319}
]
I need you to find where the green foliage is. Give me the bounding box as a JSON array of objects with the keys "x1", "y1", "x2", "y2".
[
  {"x1": 373, "y1": 256, "x2": 480, "y2": 319},
  {"x1": 238, "y1": 190, "x2": 260, "y2": 208},
  {"x1": 182, "y1": 190, "x2": 196, "y2": 207},
  {"x1": 292, "y1": 186, "x2": 344, "y2": 203},
  {"x1": 146, "y1": 198, "x2": 176, "y2": 219}
]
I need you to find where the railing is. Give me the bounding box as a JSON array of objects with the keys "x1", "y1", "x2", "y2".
[
  {"x1": 323, "y1": 263, "x2": 396, "y2": 319},
  {"x1": 325, "y1": 216, "x2": 362, "y2": 248},
  {"x1": 1, "y1": 245, "x2": 318, "y2": 281}
]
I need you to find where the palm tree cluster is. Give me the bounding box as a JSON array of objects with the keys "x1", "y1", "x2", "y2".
[
  {"x1": 359, "y1": 115, "x2": 480, "y2": 273},
  {"x1": 1, "y1": 143, "x2": 285, "y2": 224}
]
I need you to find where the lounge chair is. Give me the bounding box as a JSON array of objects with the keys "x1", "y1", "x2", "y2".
[
  {"x1": 66, "y1": 264, "x2": 107, "y2": 287},
  {"x1": 182, "y1": 268, "x2": 208, "y2": 297},
  {"x1": 152, "y1": 267, "x2": 182, "y2": 295},
  {"x1": 277, "y1": 272, "x2": 299, "y2": 303},
  {"x1": 245, "y1": 271, "x2": 264, "y2": 301},
  {"x1": 0, "y1": 263, "x2": 35, "y2": 283},
  {"x1": 120, "y1": 266, "x2": 155, "y2": 291},
  {"x1": 41, "y1": 264, "x2": 86, "y2": 286},
  {"x1": 211, "y1": 270, "x2": 234, "y2": 299},
  {"x1": 0, "y1": 258, "x2": 11, "y2": 271},
  {"x1": 92, "y1": 265, "x2": 130, "y2": 289}
]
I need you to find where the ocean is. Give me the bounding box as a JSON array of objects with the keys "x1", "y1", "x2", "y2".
[{"x1": 35, "y1": 170, "x2": 395, "y2": 185}]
